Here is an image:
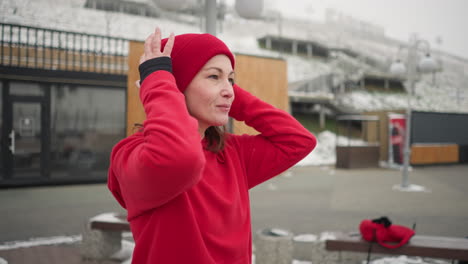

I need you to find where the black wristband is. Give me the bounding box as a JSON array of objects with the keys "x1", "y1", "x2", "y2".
[{"x1": 139, "y1": 56, "x2": 172, "y2": 84}]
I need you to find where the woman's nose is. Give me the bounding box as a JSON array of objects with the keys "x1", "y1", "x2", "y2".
[{"x1": 221, "y1": 82, "x2": 234, "y2": 98}]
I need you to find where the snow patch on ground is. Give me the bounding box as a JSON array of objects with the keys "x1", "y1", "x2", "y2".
[
  {"x1": 0, "y1": 235, "x2": 81, "y2": 250},
  {"x1": 392, "y1": 184, "x2": 432, "y2": 193},
  {"x1": 369, "y1": 255, "x2": 450, "y2": 264},
  {"x1": 296, "y1": 130, "x2": 371, "y2": 167},
  {"x1": 0, "y1": 235, "x2": 453, "y2": 264},
  {"x1": 293, "y1": 234, "x2": 318, "y2": 242}
]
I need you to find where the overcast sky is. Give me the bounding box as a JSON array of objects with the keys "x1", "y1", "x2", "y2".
[{"x1": 230, "y1": 0, "x2": 467, "y2": 59}]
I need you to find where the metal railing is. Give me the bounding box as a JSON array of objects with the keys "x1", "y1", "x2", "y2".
[{"x1": 0, "y1": 23, "x2": 129, "y2": 75}]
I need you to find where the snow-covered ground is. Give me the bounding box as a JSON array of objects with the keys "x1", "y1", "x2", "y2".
[
  {"x1": 297, "y1": 130, "x2": 336, "y2": 166},
  {"x1": 0, "y1": 234, "x2": 452, "y2": 264},
  {"x1": 296, "y1": 129, "x2": 383, "y2": 166}
]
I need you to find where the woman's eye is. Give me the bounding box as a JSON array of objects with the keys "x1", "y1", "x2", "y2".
[
  {"x1": 229, "y1": 78, "x2": 235, "y2": 86},
  {"x1": 208, "y1": 75, "x2": 219, "y2": 80}
]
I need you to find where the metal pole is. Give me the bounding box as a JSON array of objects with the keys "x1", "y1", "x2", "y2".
[
  {"x1": 401, "y1": 90, "x2": 412, "y2": 188},
  {"x1": 401, "y1": 43, "x2": 417, "y2": 188},
  {"x1": 204, "y1": 0, "x2": 236, "y2": 133},
  {"x1": 388, "y1": 114, "x2": 394, "y2": 165},
  {"x1": 391, "y1": 37, "x2": 435, "y2": 190},
  {"x1": 205, "y1": 0, "x2": 217, "y2": 36}
]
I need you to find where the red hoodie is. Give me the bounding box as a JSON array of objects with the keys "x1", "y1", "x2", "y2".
[{"x1": 108, "y1": 70, "x2": 316, "y2": 264}]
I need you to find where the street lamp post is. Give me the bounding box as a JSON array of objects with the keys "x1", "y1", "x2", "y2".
[
  {"x1": 155, "y1": 0, "x2": 263, "y2": 36},
  {"x1": 204, "y1": 0, "x2": 217, "y2": 35},
  {"x1": 390, "y1": 36, "x2": 438, "y2": 189}
]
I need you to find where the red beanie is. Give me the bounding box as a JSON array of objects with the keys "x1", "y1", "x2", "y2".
[{"x1": 160, "y1": 33, "x2": 235, "y2": 92}]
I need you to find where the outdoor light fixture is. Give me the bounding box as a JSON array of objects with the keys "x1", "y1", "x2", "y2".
[
  {"x1": 152, "y1": 0, "x2": 217, "y2": 35},
  {"x1": 235, "y1": 0, "x2": 264, "y2": 19},
  {"x1": 389, "y1": 59, "x2": 406, "y2": 77},
  {"x1": 418, "y1": 54, "x2": 439, "y2": 73},
  {"x1": 154, "y1": 0, "x2": 264, "y2": 36},
  {"x1": 389, "y1": 37, "x2": 438, "y2": 190}
]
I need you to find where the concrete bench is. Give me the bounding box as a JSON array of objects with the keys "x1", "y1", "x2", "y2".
[
  {"x1": 81, "y1": 212, "x2": 130, "y2": 261},
  {"x1": 89, "y1": 212, "x2": 130, "y2": 232},
  {"x1": 325, "y1": 232, "x2": 468, "y2": 261}
]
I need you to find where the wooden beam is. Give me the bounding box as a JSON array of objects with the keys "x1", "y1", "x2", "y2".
[{"x1": 126, "y1": 41, "x2": 145, "y2": 137}]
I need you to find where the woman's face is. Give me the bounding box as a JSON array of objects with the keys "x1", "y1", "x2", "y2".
[{"x1": 184, "y1": 54, "x2": 235, "y2": 134}]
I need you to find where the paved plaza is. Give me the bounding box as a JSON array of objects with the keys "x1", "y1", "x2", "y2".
[{"x1": 1, "y1": 164, "x2": 467, "y2": 263}]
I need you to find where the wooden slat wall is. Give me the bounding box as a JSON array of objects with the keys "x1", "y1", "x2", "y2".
[
  {"x1": 125, "y1": 44, "x2": 289, "y2": 137},
  {"x1": 126, "y1": 41, "x2": 145, "y2": 136},
  {"x1": 364, "y1": 111, "x2": 463, "y2": 165},
  {"x1": 411, "y1": 144, "x2": 459, "y2": 165},
  {"x1": 232, "y1": 54, "x2": 288, "y2": 135}
]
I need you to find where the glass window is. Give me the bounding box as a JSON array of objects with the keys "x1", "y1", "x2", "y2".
[
  {"x1": 10, "y1": 82, "x2": 44, "y2": 96},
  {"x1": 49, "y1": 84, "x2": 125, "y2": 178}
]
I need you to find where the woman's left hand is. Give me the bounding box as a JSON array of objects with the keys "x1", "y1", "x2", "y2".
[{"x1": 139, "y1": 27, "x2": 175, "y2": 65}]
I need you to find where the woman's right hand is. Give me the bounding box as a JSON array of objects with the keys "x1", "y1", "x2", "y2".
[{"x1": 139, "y1": 27, "x2": 175, "y2": 65}]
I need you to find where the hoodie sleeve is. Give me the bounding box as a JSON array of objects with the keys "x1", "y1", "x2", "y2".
[
  {"x1": 108, "y1": 70, "x2": 205, "y2": 219},
  {"x1": 229, "y1": 84, "x2": 316, "y2": 188}
]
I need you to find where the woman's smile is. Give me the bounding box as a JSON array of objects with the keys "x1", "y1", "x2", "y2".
[{"x1": 216, "y1": 104, "x2": 231, "y2": 112}]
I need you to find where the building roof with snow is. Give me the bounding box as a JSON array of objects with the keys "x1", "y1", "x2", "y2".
[{"x1": 1, "y1": 0, "x2": 467, "y2": 113}]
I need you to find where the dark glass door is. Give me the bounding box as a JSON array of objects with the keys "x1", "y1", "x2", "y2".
[
  {"x1": 9, "y1": 100, "x2": 43, "y2": 178},
  {"x1": 1, "y1": 81, "x2": 50, "y2": 181},
  {"x1": 1, "y1": 80, "x2": 124, "y2": 185}
]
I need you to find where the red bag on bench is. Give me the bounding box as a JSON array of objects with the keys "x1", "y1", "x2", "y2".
[{"x1": 359, "y1": 216, "x2": 415, "y2": 249}]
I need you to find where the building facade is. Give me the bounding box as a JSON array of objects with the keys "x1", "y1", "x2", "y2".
[{"x1": 0, "y1": 23, "x2": 128, "y2": 187}]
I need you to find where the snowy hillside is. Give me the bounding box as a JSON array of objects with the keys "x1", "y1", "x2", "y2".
[{"x1": 1, "y1": 0, "x2": 467, "y2": 113}]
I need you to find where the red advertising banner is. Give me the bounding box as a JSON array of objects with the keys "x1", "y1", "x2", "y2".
[{"x1": 388, "y1": 114, "x2": 406, "y2": 165}]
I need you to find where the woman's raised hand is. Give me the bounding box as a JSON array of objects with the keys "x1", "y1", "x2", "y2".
[{"x1": 139, "y1": 27, "x2": 175, "y2": 65}]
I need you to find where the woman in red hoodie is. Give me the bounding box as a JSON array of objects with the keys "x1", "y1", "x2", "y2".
[{"x1": 108, "y1": 27, "x2": 316, "y2": 264}]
